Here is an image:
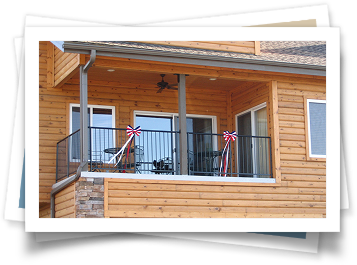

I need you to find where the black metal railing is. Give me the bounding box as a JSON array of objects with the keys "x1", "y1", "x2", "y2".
[
  {"x1": 56, "y1": 129, "x2": 80, "y2": 182},
  {"x1": 88, "y1": 127, "x2": 179, "y2": 175},
  {"x1": 56, "y1": 128, "x2": 273, "y2": 182},
  {"x1": 187, "y1": 132, "x2": 273, "y2": 178}
]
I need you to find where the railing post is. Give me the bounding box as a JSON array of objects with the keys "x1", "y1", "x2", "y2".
[
  {"x1": 56, "y1": 142, "x2": 59, "y2": 182},
  {"x1": 67, "y1": 137, "x2": 70, "y2": 178},
  {"x1": 89, "y1": 127, "x2": 92, "y2": 172},
  {"x1": 269, "y1": 137, "x2": 273, "y2": 178}
]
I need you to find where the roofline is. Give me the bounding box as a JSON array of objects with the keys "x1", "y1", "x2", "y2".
[{"x1": 62, "y1": 42, "x2": 326, "y2": 77}]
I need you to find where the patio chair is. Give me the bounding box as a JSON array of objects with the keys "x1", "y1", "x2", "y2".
[
  {"x1": 152, "y1": 157, "x2": 173, "y2": 174},
  {"x1": 134, "y1": 145, "x2": 144, "y2": 173}
]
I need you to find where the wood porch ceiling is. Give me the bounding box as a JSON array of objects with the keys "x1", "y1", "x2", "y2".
[{"x1": 70, "y1": 66, "x2": 264, "y2": 92}]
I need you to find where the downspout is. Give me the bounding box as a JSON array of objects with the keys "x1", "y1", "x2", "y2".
[
  {"x1": 50, "y1": 50, "x2": 96, "y2": 218},
  {"x1": 50, "y1": 162, "x2": 86, "y2": 218}
]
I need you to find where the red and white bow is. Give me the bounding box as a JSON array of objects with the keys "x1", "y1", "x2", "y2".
[
  {"x1": 223, "y1": 131, "x2": 237, "y2": 142},
  {"x1": 126, "y1": 125, "x2": 141, "y2": 137},
  {"x1": 220, "y1": 131, "x2": 237, "y2": 177},
  {"x1": 108, "y1": 125, "x2": 141, "y2": 165}
]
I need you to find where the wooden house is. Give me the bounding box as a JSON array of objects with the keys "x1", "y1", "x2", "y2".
[{"x1": 38, "y1": 41, "x2": 326, "y2": 218}]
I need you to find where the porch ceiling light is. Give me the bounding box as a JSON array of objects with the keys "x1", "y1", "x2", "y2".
[
  {"x1": 209, "y1": 77, "x2": 217, "y2": 81},
  {"x1": 107, "y1": 69, "x2": 115, "y2": 72}
]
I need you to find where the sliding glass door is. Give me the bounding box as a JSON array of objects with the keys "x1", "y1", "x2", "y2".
[
  {"x1": 135, "y1": 115, "x2": 174, "y2": 174},
  {"x1": 237, "y1": 103, "x2": 269, "y2": 178},
  {"x1": 237, "y1": 111, "x2": 253, "y2": 177},
  {"x1": 135, "y1": 112, "x2": 215, "y2": 175},
  {"x1": 253, "y1": 107, "x2": 269, "y2": 177},
  {"x1": 175, "y1": 116, "x2": 214, "y2": 175}
]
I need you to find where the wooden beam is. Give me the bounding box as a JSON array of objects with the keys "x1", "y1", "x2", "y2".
[
  {"x1": 93, "y1": 58, "x2": 326, "y2": 85},
  {"x1": 254, "y1": 41, "x2": 261, "y2": 55},
  {"x1": 46, "y1": 42, "x2": 54, "y2": 88},
  {"x1": 269, "y1": 81, "x2": 282, "y2": 183},
  {"x1": 137, "y1": 41, "x2": 256, "y2": 54}
]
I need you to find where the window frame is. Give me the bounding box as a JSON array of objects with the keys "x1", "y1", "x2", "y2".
[
  {"x1": 305, "y1": 98, "x2": 326, "y2": 160},
  {"x1": 69, "y1": 103, "x2": 116, "y2": 162},
  {"x1": 235, "y1": 102, "x2": 271, "y2": 179},
  {"x1": 133, "y1": 110, "x2": 218, "y2": 175},
  {"x1": 133, "y1": 110, "x2": 217, "y2": 134},
  {"x1": 69, "y1": 103, "x2": 116, "y2": 134}
]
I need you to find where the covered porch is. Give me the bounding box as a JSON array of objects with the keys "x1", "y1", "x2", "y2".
[
  {"x1": 54, "y1": 59, "x2": 275, "y2": 183},
  {"x1": 39, "y1": 41, "x2": 327, "y2": 219}
]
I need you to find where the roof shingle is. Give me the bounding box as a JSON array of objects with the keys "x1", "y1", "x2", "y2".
[{"x1": 76, "y1": 41, "x2": 326, "y2": 67}]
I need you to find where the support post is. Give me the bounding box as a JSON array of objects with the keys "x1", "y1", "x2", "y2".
[
  {"x1": 178, "y1": 74, "x2": 188, "y2": 175},
  {"x1": 79, "y1": 65, "x2": 88, "y2": 170},
  {"x1": 79, "y1": 50, "x2": 96, "y2": 171}
]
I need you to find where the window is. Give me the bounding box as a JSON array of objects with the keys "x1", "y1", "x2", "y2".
[
  {"x1": 306, "y1": 99, "x2": 326, "y2": 158},
  {"x1": 236, "y1": 103, "x2": 271, "y2": 178},
  {"x1": 70, "y1": 104, "x2": 115, "y2": 162},
  {"x1": 134, "y1": 111, "x2": 216, "y2": 174},
  {"x1": 135, "y1": 115, "x2": 174, "y2": 173}
]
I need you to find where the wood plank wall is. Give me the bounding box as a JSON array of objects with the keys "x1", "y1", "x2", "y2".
[
  {"x1": 54, "y1": 183, "x2": 75, "y2": 218},
  {"x1": 277, "y1": 82, "x2": 326, "y2": 205},
  {"x1": 62, "y1": 78, "x2": 229, "y2": 133},
  {"x1": 46, "y1": 42, "x2": 82, "y2": 88},
  {"x1": 137, "y1": 41, "x2": 259, "y2": 55},
  {"x1": 40, "y1": 41, "x2": 58, "y2": 203},
  {"x1": 105, "y1": 178, "x2": 325, "y2": 218},
  {"x1": 39, "y1": 42, "x2": 229, "y2": 205},
  {"x1": 104, "y1": 80, "x2": 326, "y2": 218},
  {"x1": 39, "y1": 204, "x2": 51, "y2": 218},
  {"x1": 39, "y1": 41, "x2": 326, "y2": 218}
]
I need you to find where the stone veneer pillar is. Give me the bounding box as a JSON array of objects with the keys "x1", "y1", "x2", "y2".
[{"x1": 75, "y1": 177, "x2": 104, "y2": 218}]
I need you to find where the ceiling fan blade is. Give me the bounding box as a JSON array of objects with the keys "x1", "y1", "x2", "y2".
[
  {"x1": 167, "y1": 83, "x2": 178, "y2": 90},
  {"x1": 157, "y1": 87, "x2": 164, "y2": 93}
]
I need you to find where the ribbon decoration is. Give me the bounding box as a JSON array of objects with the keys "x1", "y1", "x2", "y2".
[
  {"x1": 219, "y1": 131, "x2": 237, "y2": 177},
  {"x1": 127, "y1": 125, "x2": 142, "y2": 137},
  {"x1": 108, "y1": 125, "x2": 141, "y2": 167}
]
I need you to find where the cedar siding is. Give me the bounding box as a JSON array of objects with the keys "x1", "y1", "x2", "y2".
[
  {"x1": 39, "y1": 41, "x2": 326, "y2": 218},
  {"x1": 137, "y1": 41, "x2": 260, "y2": 55},
  {"x1": 54, "y1": 183, "x2": 75, "y2": 218}
]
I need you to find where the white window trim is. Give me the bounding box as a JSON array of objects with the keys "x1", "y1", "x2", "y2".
[
  {"x1": 235, "y1": 102, "x2": 271, "y2": 179},
  {"x1": 235, "y1": 102, "x2": 267, "y2": 140},
  {"x1": 133, "y1": 110, "x2": 218, "y2": 152},
  {"x1": 129, "y1": 110, "x2": 276, "y2": 184},
  {"x1": 133, "y1": 110, "x2": 217, "y2": 134},
  {"x1": 306, "y1": 99, "x2": 326, "y2": 158},
  {"x1": 69, "y1": 103, "x2": 116, "y2": 162},
  {"x1": 134, "y1": 110, "x2": 218, "y2": 175},
  {"x1": 69, "y1": 103, "x2": 116, "y2": 134}
]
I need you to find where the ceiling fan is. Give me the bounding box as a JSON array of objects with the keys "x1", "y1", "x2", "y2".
[{"x1": 156, "y1": 74, "x2": 178, "y2": 93}]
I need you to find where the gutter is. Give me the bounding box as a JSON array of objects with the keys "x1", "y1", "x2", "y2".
[
  {"x1": 62, "y1": 42, "x2": 326, "y2": 77},
  {"x1": 51, "y1": 50, "x2": 96, "y2": 218}
]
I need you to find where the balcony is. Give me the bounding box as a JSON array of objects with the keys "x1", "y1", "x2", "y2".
[{"x1": 56, "y1": 127, "x2": 273, "y2": 182}]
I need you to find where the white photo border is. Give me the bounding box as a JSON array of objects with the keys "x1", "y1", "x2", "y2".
[{"x1": 25, "y1": 27, "x2": 340, "y2": 232}]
